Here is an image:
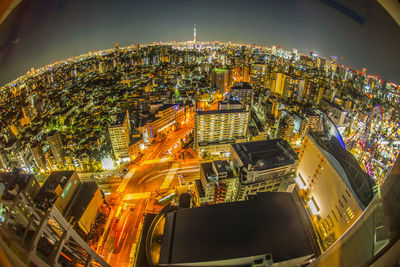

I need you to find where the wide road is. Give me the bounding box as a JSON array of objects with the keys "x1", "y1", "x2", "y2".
[
  {"x1": 141, "y1": 123, "x2": 193, "y2": 162},
  {"x1": 99, "y1": 124, "x2": 198, "y2": 266}
]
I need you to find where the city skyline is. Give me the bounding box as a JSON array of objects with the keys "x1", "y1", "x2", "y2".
[
  {"x1": 0, "y1": 1, "x2": 400, "y2": 266},
  {"x1": 0, "y1": 40, "x2": 399, "y2": 266},
  {"x1": 1, "y1": 0, "x2": 400, "y2": 85}
]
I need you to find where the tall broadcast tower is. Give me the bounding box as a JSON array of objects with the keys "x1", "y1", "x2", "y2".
[{"x1": 193, "y1": 24, "x2": 196, "y2": 43}]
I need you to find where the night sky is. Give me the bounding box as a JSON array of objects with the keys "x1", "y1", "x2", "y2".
[{"x1": 1, "y1": 0, "x2": 399, "y2": 85}]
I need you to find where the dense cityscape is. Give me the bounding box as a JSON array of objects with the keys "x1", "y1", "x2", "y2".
[{"x1": 0, "y1": 36, "x2": 400, "y2": 267}]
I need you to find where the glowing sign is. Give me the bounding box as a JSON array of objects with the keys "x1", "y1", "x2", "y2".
[{"x1": 61, "y1": 181, "x2": 72, "y2": 199}]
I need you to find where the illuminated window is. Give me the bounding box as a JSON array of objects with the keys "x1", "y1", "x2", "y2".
[
  {"x1": 308, "y1": 196, "x2": 320, "y2": 215},
  {"x1": 347, "y1": 207, "x2": 355, "y2": 219},
  {"x1": 295, "y1": 173, "x2": 306, "y2": 188}
]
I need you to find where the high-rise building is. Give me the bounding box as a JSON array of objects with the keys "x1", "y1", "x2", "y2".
[
  {"x1": 0, "y1": 152, "x2": 9, "y2": 171},
  {"x1": 296, "y1": 133, "x2": 375, "y2": 249},
  {"x1": 30, "y1": 142, "x2": 46, "y2": 171},
  {"x1": 109, "y1": 110, "x2": 130, "y2": 160},
  {"x1": 218, "y1": 99, "x2": 243, "y2": 110},
  {"x1": 271, "y1": 72, "x2": 286, "y2": 96},
  {"x1": 277, "y1": 114, "x2": 294, "y2": 142},
  {"x1": 229, "y1": 82, "x2": 253, "y2": 108},
  {"x1": 46, "y1": 130, "x2": 65, "y2": 168},
  {"x1": 34, "y1": 171, "x2": 82, "y2": 215},
  {"x1": 282, "y1": 76, "x2": 295, "y2": 101},
  {"x1": 142, "y1": 104, "x2": 185, "y2": 144},
  {"x1": 250, "y1": 63, "x2": 268, "y2": 90},
  {"x1": 311, "y1": 157, "x2": 400, "y2": 266},
  {"x1": 297, "y1": 79, "x2": 306, "y2": 102},
  {"x1": 320, "y1": 99, "x2": 347, "y2": 127},
  {"x1": 304, "y1": 110, "x2": 321, "y2": 132},
  {"x1": 64, "y1": 181, "x2": 103, "y2": 235},
  {"x1": 211, "y1": 68, "x2": 232, "y2": 91},
  {"x1": 292, "y1": 111, "x2": 320, "y2": 144},
  {"x1": 194, "y1": 109, "x2": 249, "y2": 156},
  {"x1": 230, "y1": 139, "x2": 298, "y2": 200},
  {"x1": 198, "y1": 160, "x2": 238, "y2": 204}
]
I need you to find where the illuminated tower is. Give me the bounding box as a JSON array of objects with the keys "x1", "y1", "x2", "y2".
[{"x1": 193, "y1": 24, "x2": 196, "y2": 43}]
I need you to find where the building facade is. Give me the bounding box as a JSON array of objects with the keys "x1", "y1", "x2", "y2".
[
  {"x1": 30, "y1": 142, "x2": 46, "y2": 171},
  {"x1": 142, "y1": 104, "x2": 186, "y2": 144},
  {"x1": 194, "y1": 109, "x2": 249, "y2": 156},
  {"x1": 46, "y1": 130, "x2": 65, "y2": 168},
  {"x1": 296, "y1": 133, "x2": 375, "y2": 249},
  {"x1": 109, "y1": 110, "x2": 130, "y2": 160},
  {"x1": 34, "y1": 171, "x2": 82, "y2": 215},
  {"x1": 229, "y1": 82, "x2": 253, "y2": 108},
  {"x1": 199, "y1": 160, "x2": 238, "y2": 204},
  {"x1": 211, "y1": 68, "x2": 232, "y2": 91}
]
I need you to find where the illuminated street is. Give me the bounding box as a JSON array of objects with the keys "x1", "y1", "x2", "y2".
[
  {"x1": 93, "y1": 120, "x2": 197, "y2": 266},
  {"x1": 0, "y1": 2, "x2": 399, "y2": 264}
]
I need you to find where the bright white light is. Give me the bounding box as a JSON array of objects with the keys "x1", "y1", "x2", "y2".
[
  {"x1": 295, "y1": 176, "x2": 306, "y2": 189},
  {"x1": 140, "y1": 143, "x2": 146, "y2": 150},
  {"x1": 308, "y1": 197, "x2": 320, "y2": 215},
  {"x1": 102, "y1": 157, "x2": 114, "y2": 170},
  {"x1": 121, "y1": 157, "x2": 130, "y2": 163}
]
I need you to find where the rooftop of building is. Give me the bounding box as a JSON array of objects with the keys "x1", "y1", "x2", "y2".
[
  {"x1": 304, "y1": 108, "x2": 319, "y2": 117},
  {"x1": 230, "y1": 82, "x2": 252, "y2": 90},
  {"x1": 40, "y1": 171, "x2": 76, "y2": 191},
  {"x1": 110, "y1": 112, "x2": 127, "y2": 126},
  {"x1": 198, "y1": 138, "x2": 240, "y2": 147},
  {"x1": 196, "y1": 109, "x2": 246, "y2": 116},
  {"x1": 0, "y1": 171, "x2": 38, "y2": 200},
  {"x1": 231, "y1": 139, "x2": 298, "y2": 171},
  {"x1": 218, "y1": 99, "x2": 242, "y2": 105},
  {"x1": 320, "y1": 99, "x2": 344, "y2": 111},
  {"x1": 64, "y1": 181, "x2": 101, "y2": 222},
  {"x1": 201, "y1": 160, "x2": 235, "y2": 182},
  {"x1": 47, "y1": 130, "x2": 59, "y2": 137},
  {"x1": 159, "y1": 192, "x2": 315, "y2": 265},
  {"x1": 34, "y1": 171, "x2": 77, "y2": 210},
  {"x1": 158, "y1": 104, "x2": 176, "y2": 112}
]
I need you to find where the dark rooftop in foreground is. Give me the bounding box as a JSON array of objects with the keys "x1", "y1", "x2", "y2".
[
  {"x1": 159, "y1": 192, "x2": 315, "y2": 265},
  {"x1": 231, "y1": 139, "x2": 298, "y2": 171}
]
